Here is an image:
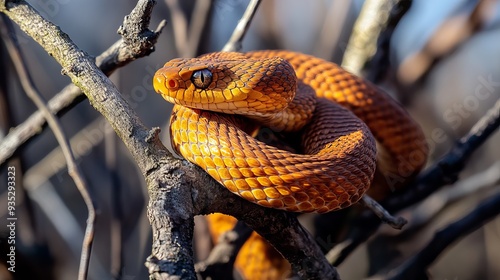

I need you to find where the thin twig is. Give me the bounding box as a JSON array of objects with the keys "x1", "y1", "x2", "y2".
[
  {"x1": 0, "y1": 14, "x2": 96, "y2": 280},
  {"x1": 221, "y1": 0, "x2": 262, "y2": 52},
  {"x1": 0, "y1": 25, "x2": 40, "y2": 248},
  {"x1": 0, "y1": 0, "x2": 166, "y2": 167},
  {"x1": 385, "y1": 189, "x2": 500, "y2": 280},
  {"x1": 106, "y1": 131, "x2": 123, "y2": 279},
  {"x1": 164, "y1": 0, "x2": 189, "y2": 56},
  {"x1": 360, "y1": 195, "x2": 407, "y2": 229},
  {"x1": 165, "y1": 0, "x2": 213, "y2": 57},
  {"x1": 366, "y1": 0, "x2": 412, "y2": 83},
  {"x1": 313, "y1": 0, "x2": 353, "y2": 60},
  {"x1": 399, "y1": 161, "x2": 500, "y2": 231},
  {"x1": 330, "y1": 97, "x2": 500, "y2": 266},
  {"x1": 186, "y1": 0, "x2": 212, "y2": 57}
]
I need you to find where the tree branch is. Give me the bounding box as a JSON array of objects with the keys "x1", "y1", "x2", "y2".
[
  {"x1": 221, "y1": 0, "x2": 261, "y2": 52},
  {"x1": 360, "y1": 195, "x2": 407, "y2": 230},
  {"x1": 399, "y1": 161, "x2": 500, "y2": 231},
  {"x1": 209, "y1": 187, "x2": 341, "y2": 280},
  {"x1": 0, "y1": 0, "x2": 166, "y2": 167},
  {"x1": 341, "y1": 0, "x2": 400, "y2": 75},
  {"x1": 365, "y1": 0, "x2": 412, "y2": 83},
  {"x1": 385, "y1": 189, "x2": 500, "y2": 280}
]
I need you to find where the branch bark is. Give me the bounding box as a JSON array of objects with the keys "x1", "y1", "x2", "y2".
[
  {"x1": 0, "y1": 0, "x2": 166, "y2": 167},
  {"x1": 360, "y1": 195, "x2": 407, "y2": 230},
  {"x1": 341, "y1": 0, "x2": 400, "y2": 75}
]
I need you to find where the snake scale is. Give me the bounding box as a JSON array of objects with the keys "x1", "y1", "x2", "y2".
[{"x1": 153, "y1": 50, "x2": 428, "y2": 212}]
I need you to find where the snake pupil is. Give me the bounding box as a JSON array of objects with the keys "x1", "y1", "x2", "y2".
[{"x1": 191, "y1": 69, "x2": 212, "y2": 89}]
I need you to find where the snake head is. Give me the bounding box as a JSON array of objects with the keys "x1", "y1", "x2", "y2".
[{"x1": 153, "y1": 53, "x2": 297, "y2": 116}]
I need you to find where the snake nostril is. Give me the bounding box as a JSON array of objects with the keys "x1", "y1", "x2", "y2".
[
  {"x1": 154, "y1": 72, "x2": 179, "y2": 91},
  {"x1": 167, "y1": 78, "x2": 177, "y2": 89}
]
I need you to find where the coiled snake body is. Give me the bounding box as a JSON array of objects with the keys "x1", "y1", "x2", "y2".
[{"x1": 153, "y1": 50, "x2": 428, "y2": 213}]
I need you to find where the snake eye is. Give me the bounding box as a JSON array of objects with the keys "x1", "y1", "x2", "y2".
[{"x1": 191, "y1": 69, "x2": 212, "y2": 89}]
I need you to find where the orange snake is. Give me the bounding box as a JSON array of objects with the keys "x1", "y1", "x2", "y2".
[{"x1": 153, "y1": 50, "x2": 428, "y2": 212}]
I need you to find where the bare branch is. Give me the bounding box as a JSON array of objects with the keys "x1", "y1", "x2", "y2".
[
  {"x1": 210, "y1": 191, "x2": 341, "y2": 280},
  {"x1": 0, "y1": 0, "x2": 166, "y2": 167},
  {"x1": 384, "y1": 189, "x2": 500, "y2": 280},
  {"x1": 341, "y1": 0, "x2": 399, "y2": 75},
  {"x1": 221, "y1": 0, "x2": 261, "y2": 52},
  {"x1": 365, "y1": 0, "x2": 412, "y2": 83},
  {"x1": 0, "y1": 14, "x2": 95, "y2": 280},
  {"x1": 400, "y1": 161, "x2": 500, "y2": 231},
  {"x1": 359, "y1": 195, "x2": 407, "y2": 230}
]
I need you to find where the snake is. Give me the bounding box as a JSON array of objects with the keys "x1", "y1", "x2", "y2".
[{"x1": 153, "y1": 50, "x2": 428, "y2": 213}]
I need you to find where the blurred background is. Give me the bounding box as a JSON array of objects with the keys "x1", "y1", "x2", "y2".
[{"x1": 0, "y1": 0, "x2": 499, "y2": 279}]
